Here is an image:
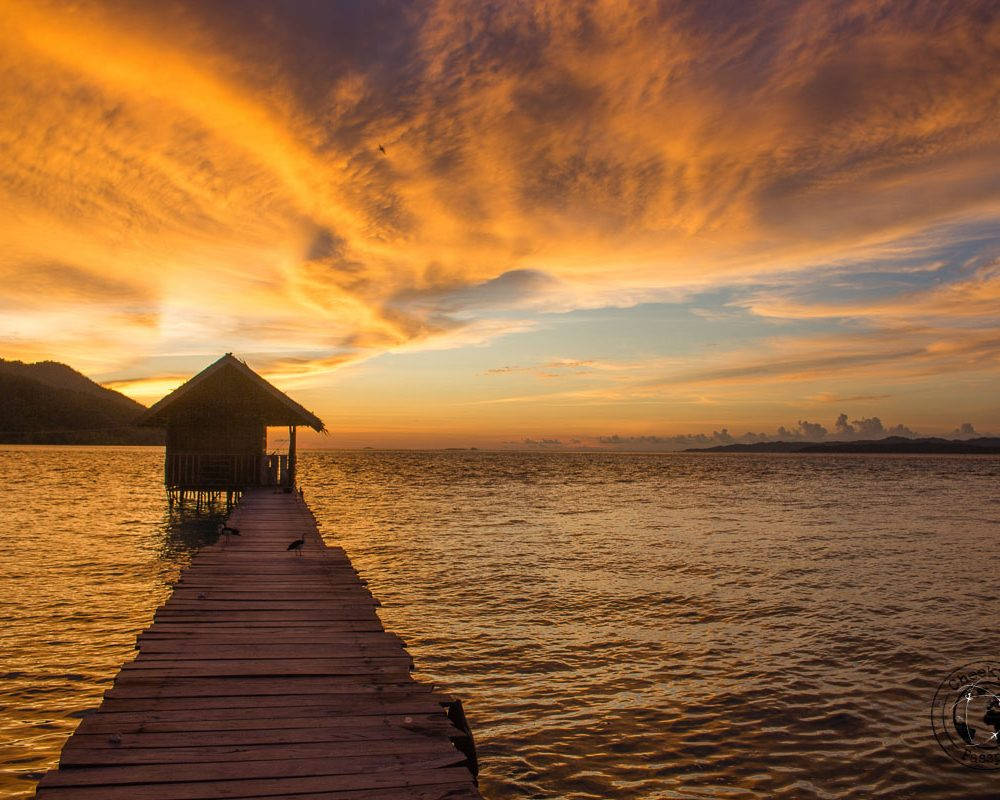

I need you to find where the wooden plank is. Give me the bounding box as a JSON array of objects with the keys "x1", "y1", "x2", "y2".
[
  {"x1": 135, "y1": 635, "x2": 402, "y2": 645},
  {"x1": 135, "y1": 645, "x2": 407, "y2": 659},
  {"x1": 34, "y1": 766, "x2": 475, "y2": 800},
  {"x1": 165, "y1": 593, "x2": 375, "y2": 601},
  {"x1": 143, "y1": 621, "x2": 386, "y2": 629},
  {"x1": 161, "y1": 601, "x2": 378, "y2": 610},
  {"x1": 213, "y1": 787, "x2": 481, "y2": 800},
  {"x1": 106, "y1": 678, "x2": 429, "y2": 697},
  {"x1": 136, "y1": 631, "x2": 399, "y2": 641},
  {"x1": 64, "y1": 727, "x2": 460, "y2": 750},
  {"x1": 149, "y1": 614, "x2": 382, "y2": 622},
  {"x1": 150, "y1": 613, "x2": 382, "y2": 622},
  {"x1": 75, "y1": 712, "x2": 459, "y2": 735},
  {"x1": 40, "y1": 754, "x2": 467, "y2": 786},
  {"x1": 98, "y1": 694, "x2": 451, "y2": 714},
  {"x1": 122, "y1": 656, "x2": 411, "y2": 670},
  {"x1": 84, "y1": 703, "x2": 446, "y2": 723},
  {"x1": 115, "y1": 663, "x2": 413, "y2": 678},
  {"x1": 136, "y1": 636, "x2": 405, "y2": 648},
  {"x1": 60, "y1": 737, "x2": 461, "y2": 767}
]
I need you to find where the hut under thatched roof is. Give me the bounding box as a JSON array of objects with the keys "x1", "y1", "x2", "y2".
[{"x1": 139, "y1": 353, "x2": 324, "y2": 494}]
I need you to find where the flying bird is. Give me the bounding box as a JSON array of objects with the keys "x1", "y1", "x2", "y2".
[
  {"x1": 378, "y1": 143, "x2": 387, "y2": 155},
  {"x1": 287, "y1": 537, "x2": 305, "y2": 555}
]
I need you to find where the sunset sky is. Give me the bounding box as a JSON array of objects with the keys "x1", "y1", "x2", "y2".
[{"x1": 1, "y1": 0, "x2": 998, "y2": 447}]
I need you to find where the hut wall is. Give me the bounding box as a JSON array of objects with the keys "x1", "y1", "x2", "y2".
[
  {"x1": 164, "y1": 418, "x2": 267, "y2": 489},
  {"x1": 166, "y1": 419, "x2": 266, "y2": 455}
]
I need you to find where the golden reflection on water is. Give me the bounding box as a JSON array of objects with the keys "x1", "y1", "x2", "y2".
[{"x1": 2, "y1": 447, "x2": 999, "y2": 799}]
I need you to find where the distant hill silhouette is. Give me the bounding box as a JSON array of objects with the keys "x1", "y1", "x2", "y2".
[
  {"x1": 0, "y1": 359, "x2": 163, "y2": 444},
  {"x1": 686, "y1": 436, "x2": 1000, "y2": 454}
]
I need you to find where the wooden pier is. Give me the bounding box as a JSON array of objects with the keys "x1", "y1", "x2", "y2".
[{"x1": 34, "y1": 490, "x2": 480, "y2": 800}]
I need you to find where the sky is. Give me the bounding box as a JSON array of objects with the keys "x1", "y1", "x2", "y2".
[{"x1": 1, "y1": 0, "x2": 998, "y2": 448}]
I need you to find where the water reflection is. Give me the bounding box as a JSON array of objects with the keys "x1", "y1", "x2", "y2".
[{"x1": 157, "y1": 504, "x2": 227, "y2": 562}]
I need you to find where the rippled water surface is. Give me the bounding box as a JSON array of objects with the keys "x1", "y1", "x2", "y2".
[{"x1": 1, "y1": 447, "x2": 998, "y2": 799}]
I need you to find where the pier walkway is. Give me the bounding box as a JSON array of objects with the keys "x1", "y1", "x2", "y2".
[{"x1": 34, "y1": 490, "x2": 480, "y2": 800}]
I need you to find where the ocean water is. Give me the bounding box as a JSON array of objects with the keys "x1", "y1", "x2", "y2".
[{"x1": 1, "y1": 447, "x2": 998, "y2": 799}]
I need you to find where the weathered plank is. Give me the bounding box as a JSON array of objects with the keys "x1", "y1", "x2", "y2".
[
  {"x1": 105, "y1": 677, "x2": 430, "y2": 697},
  {"x1": 118, "y1": 657, "x2": 413, "y2": 675},
  {"x1": 59, "y1": 738, "x2": 464, "y2": 767},
  {"x1": 40, "y1": 754, "x2": 468, "y2": 786},
  {"x1": 97, "y1": 694, "x2": 453, "y2": 714},
  {"x1": 62, "y1": 728, "x2": 460, "y2": 751},
  {"x1": 135, "y1": 644, "x2": 407, "y2": 659},
  {"x1": 35, "y1": 767, "x2": 477, "y2": 800},
  {"x1": 74, "y1": 711, "x2": 460, "y2": 735},
  {"x1": 215, "y1": 788, "x2": 481, "y2": 800}
]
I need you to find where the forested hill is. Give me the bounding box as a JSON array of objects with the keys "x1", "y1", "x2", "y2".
[{"x1": 0, "y1": 359, "x2": 163, "y2": 444}]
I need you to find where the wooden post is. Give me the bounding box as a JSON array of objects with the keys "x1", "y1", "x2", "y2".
[
  {"x1": 287, "y1": 425, "x2": 297, "y2": 490},
  {"x1": 259, "y1": 424, "x2": 268, "y2": 486}
]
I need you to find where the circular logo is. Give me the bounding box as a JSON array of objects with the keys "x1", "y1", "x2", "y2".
[{"x1": 932, "y1": 661, "x2": 1000, "y2": 769}]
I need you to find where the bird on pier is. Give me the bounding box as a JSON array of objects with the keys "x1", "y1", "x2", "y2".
[
  {"x1": 287, "y1": 536, "x2": 305, "y2": 555},
  {"x1": 218, "y1": 523, "x2": 241, "y2": 545}
]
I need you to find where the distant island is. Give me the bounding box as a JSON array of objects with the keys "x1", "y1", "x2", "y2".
[
  {"x1": 686, "y1": 436, "x2": 1000, "y2": 454},
  {"x1": 0, "y1": 358, "x2": 163, "y2": 445}
]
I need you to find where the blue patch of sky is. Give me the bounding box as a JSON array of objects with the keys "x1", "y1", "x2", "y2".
[
  {"x1": 705, "y1": 219, "x2": 1000, "y2": 318},
  {"x1": 371, "y1": 296, "x2": 844, "y2": 375},
  {"x1": 773, "y1": 219, "x2": 1000, "y2": 305}
]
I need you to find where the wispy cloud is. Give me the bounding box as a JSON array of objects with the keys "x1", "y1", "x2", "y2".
[{"x1": 483, "y1": 358, "x2": 627, "y2": 379}]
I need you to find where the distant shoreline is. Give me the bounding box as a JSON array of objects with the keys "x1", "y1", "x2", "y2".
[
  {"x1": 683, "y1": 436, "x2": 1000, "y2": 454},
  {"x1": 2, "y1": 438, "x2": 999, "y2": 454}
]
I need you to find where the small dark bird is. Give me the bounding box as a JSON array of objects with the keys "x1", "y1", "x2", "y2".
[
  {"x1": 287, "y1": 537, "x2": 305, "y2": 555},
  {"x1": 218, "y1": 524, "x2": 241, "y2": 545},
  {"x1": 378, "y1": 143, "x2": 387, "y2": 155}
]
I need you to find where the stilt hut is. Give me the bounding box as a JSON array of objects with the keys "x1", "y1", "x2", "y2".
[{"x1": 138, "y1": 354, "x2": 324, "y2": 499}]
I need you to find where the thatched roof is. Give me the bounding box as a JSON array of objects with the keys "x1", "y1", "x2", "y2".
[{"x1": 138, "y1": 354, "x2": 325, "y2": 431}]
